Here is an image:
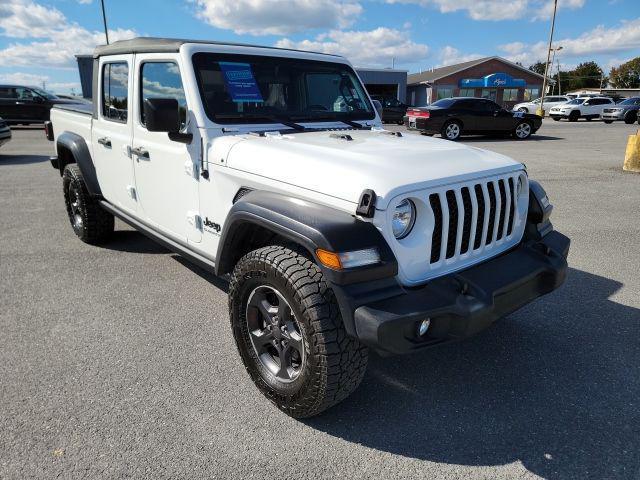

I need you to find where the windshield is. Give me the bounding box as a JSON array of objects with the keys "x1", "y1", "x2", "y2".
[
  {"x1": 566, "y1": 99, "x2": 584, "y2": 105},
  {"x1": 431, "y1": 98, "x2": 456, "y2": 108},
  {"x1": 619, "y1": 97, "x2": 640, "y2": 105},
  {"x1": 30, "y1": 87, "x2": 58, "y2": 100},
  {"x1": 192, "y1": 53, "x2": 374, "y2": 125}
]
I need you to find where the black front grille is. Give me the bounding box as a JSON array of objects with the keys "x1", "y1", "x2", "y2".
[{"x1": 428, "y1": 176, "x2": 520, "y2": 265}]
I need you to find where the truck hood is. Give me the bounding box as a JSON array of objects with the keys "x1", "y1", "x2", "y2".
[{"x1": 223, "y1": 129, "x2": 524, "y2": 210}]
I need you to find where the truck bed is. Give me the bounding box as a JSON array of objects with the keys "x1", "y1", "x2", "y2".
[{"x1": 50, "y1": 103, "x2": 93, "y2": 153}]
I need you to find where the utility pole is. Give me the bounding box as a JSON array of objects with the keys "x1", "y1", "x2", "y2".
[
  {"x1": 538, "y1": 0, "x2": 558, "y2": 117},
  {"x1": 100, "y1": 0, "x2": 109, "y2": 44},
  {"x1": 549, "y1": 46, "x2": 562, "y2": 95},
  {"x1": 557, "y1": 58, "x2": 562, "y2": 95}
]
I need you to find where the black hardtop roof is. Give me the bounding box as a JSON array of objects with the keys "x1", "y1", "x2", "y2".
[{"x1": 93, "y1": 37, "x2": 341, "y2": 59}]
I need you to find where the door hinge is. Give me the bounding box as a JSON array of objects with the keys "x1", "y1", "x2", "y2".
[{"x1": 126, "y1": 185, "x2": 137, "y2": 200}]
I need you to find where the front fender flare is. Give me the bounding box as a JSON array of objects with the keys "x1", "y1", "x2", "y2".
[{"x1": 215, "y1": 190, "x2": 397, "y2": 286}]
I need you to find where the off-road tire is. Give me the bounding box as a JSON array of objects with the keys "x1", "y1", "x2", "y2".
[
  {"x1": 568, "y1": 111, "x2": 580, "y2": 122},
  {"x1": 229, "y1": 245, "x2": 368, "y2": 418},
  {"x1": 62, "y1": 164, "x2": 114, "y2": 244}
]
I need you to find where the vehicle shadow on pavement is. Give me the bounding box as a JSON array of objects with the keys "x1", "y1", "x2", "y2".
[
  {"x1": 0, "y1": 154, "x2": 50, "y2": 165},
  {"x1": 306, "y1": 268, "x2": 640, "y2": 479},
  {"x1": 102, "y1": 230, "x2": 170, "y2": 254},
  {"x1": 460, "y1": 134, "x2": 563, "y2": 143}
]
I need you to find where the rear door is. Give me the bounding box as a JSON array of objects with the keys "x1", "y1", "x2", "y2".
[
  {"x1": 0, "y1": 86, "x2": 20, "y2": 121},
  {"x1": 91, "y1": 56, "x2": 137, "y2": 214},
  {"x1": 131, "y1": 54, "x2": 201, "y2": 243}
]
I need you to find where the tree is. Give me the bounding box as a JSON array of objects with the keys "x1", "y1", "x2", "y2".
[
  {"x1": 609, "y1": 57, "x2": 640, "y2": 88},
  {"x1": 529, "y1": 62, "x2": 546, "y2": 76}
]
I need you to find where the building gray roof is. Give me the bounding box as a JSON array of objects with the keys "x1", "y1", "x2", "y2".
[
  {"x1": 93, "y1": 37, "x2": 341, "y2": 59},
  {"x1": 408, "y1": 56, "x2": 547, "y2": 85}
]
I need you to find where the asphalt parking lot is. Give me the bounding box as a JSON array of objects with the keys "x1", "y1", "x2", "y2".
[{"x1": 1, "y1": 120, "x2": 639, "y2": 479}]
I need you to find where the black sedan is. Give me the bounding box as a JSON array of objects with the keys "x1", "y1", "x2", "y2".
[
  {"x1": 0, "y1": 85, "x2": 84, "y2": 125},
  {"x1": 404, "y1": 97, "x2": 542, "y2": 140},
  {"x1": 371, "y1": 95, "x2": 409, "y2": 124}
]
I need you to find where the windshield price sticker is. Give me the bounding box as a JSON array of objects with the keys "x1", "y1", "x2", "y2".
[{"x1": 219, "y1": 62, "x2": 263, "y2": 103}]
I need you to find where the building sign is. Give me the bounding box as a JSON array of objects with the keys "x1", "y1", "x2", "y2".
[{"x1": 459, "y1": 72, "x2": 526, "y2": 88}]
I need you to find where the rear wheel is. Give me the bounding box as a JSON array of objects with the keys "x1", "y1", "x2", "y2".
[
  {"x1": 63, "y1": 164, "x2": 114, "y2": 244},
  {"x1": 229, "y1": 245, "x2": 368, "y2": 418},
  {"x1": 513, "y1": 121, "x2": 533, "y2": 139},
  {"x1": 568, "y1": 111, "x2": 580, "y2": 122},
  {"x1": 441, "y1": 120, "x2": 462, "y2": 141}
]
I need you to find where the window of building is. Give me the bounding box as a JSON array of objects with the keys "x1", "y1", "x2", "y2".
[
  {"x1": 503, "y1": 89, "x2": 519, "y2": 102},
  {"x1": 436, "y1": 87, "x2": 454, "y2": 100},
  {"x1": 524, "y1": 88, "x2": 540, "y2": 101},
  {"x1": 458, "y1": 88, "x2": 475, "y2": 97},
  {"x1": 140, "y1": 62, "x2": 187, "y2": 128},
  {"x1": 102, "y1": 62, "x2": 129, "y2": 123}
]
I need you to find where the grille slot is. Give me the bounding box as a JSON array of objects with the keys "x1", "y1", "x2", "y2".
[
  {"x1": 429, "y1": 194, "x2": 443, "y2": 263},
  {"x1": 428, "y1": 174, "x2": 522, "y2": 265}
]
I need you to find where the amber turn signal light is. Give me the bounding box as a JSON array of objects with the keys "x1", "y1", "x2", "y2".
[{"x1": 316, "y1": 249, "x2": 342, "y2": 270}]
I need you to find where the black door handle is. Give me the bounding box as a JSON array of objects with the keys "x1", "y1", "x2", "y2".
[{"x1": 97, "y1": 137, "x2": 111, "y2": 147}]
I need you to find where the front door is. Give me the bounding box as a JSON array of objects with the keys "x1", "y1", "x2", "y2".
[
  {"x1": 91, "y1": 56, "x2": 137, "y2": 214},
  {"x1": 131, "y1": 55, "x2": 201, "y2": 243}
]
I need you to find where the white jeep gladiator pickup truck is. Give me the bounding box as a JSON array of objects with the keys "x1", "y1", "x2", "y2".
[{"x1": 46, "y1": 37, "x2": 570, "y2": 418}]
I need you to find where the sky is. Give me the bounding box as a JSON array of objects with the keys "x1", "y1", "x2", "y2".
[{"x1": 0, "y1": 0, "x2": 638, "y2": 94}]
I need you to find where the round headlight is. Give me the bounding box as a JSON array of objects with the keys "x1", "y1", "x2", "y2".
[{"x1": 392, "y1": 199, "x2": 416, "y2": 239}]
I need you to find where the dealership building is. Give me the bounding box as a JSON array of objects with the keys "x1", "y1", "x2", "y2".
[{"x1": 407, "y1": 56, "x2": 547, "y2": 108}]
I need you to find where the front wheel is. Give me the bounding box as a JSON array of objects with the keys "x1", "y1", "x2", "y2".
[
  {"x1": 441, "y1": 120, "x2": 462, "y2": 141},
  {"x1": 624, "y1": 111, "x2": 638, "y2": 124},
  {"x1": 568, "y1": 111, "x2": 580, "y2": 122},
  {"x1": 229, "y1": 245, "x2": 368, "y2": 418},
  {"x1": 513, "y1": 121, "x2": 533, "y2": 139},
  {"x1": 518, "y1": 107, "x2": 528, "y2": 113}
]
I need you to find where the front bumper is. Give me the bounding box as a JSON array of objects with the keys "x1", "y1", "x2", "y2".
[
  {"x1": 0, "y1": 127, "x2": 11, "y2": 147},
  {"x1": 353, "y1": 230, "x2": 570, "y2": 354},
  {"x1": 601, "y1": 111, "x2": 625, "y2": 120}
]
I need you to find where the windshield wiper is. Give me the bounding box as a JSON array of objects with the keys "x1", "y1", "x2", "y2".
[
  {"x1": 302, "y1": 113, "x2": 368, "y2": 129},
  {"x1": 217, "y1": 113, "x2": 306, "y2": 132}
]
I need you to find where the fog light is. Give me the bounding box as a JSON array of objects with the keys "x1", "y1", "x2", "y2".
[{"x1": 418, "y1": 318, "x2": 431, "y2": 336}]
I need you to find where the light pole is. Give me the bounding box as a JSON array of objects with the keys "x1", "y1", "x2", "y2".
[
  {"x1": 549, "y1": 46, "x2": 563, "y2": 94},
  {"x1": 100, "y1": 0, "x2": 109, "y2": 44},
  {"x1": 537, "y1": 0, "x2": 558, "y2": 117}
]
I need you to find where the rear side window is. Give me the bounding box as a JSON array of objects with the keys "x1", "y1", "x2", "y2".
[
  {"x1": 102, "y1": 62, "x2": 129, "y2": 123},
  {"x1": 140, "y1": 62, "x2": 187, "y2": 128}
]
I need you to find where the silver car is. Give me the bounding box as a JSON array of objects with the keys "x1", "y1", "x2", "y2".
[
  {"x1": 0, "y1": 116, "x2": 11, "y2": 147},
  {"x1": 601, "y1": 97, "x2": 640, "y2": 124}
]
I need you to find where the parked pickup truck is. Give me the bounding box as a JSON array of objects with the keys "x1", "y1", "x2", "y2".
[{"x1": 46, "y1": 37, "x2": 570, "y2": 418}]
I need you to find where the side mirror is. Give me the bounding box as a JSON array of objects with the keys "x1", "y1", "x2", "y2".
[
  {"x1": 143, "y1": 98, "x2": 192, "y2": 143},
  {"x1": 372, "y1": 99, "x2": 383, "y2": 118},
  {"x1": 143, "y1": 97, "x2": 181, "y2": 132}
]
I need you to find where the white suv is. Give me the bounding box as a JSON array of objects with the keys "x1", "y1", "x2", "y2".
[
  {"x1": 513, "y1": 96, "x2": 571, "y2": 115},
  {"x1": 46, "y1": 37, "x2": 570, "y2": 418},
  {"x1": 549, "y1": 97, "x2": 615, "y2": 121}
]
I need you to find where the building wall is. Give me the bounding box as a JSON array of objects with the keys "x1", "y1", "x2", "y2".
[
  {"x1": 356, "y1": 69, "x2": 407, "y2": 103},
  {"x1": 434, "y1": 59, "x2": 543, "y2": 108},
  {"x1": 408, "y1": 59, "x2": 545, "y2": 107}
]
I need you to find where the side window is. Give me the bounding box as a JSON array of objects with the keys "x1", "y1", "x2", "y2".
[
  {"x1": 140, "y1": 62, "x2": 187, "y2": 128},
  {"x1": 0, "y1": 87, "x2": 17, "y2": 99},
  {"x1": 16, "y1": 87, "x2": 35, "y2": 100},
  {"x1": 102, "y1": 62, "x2": 129, "y2": 123}
]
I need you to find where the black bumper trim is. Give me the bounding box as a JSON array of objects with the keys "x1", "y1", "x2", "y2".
[{"x1": 353, "y1": 231, "x2": 570, "y2": 354}]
